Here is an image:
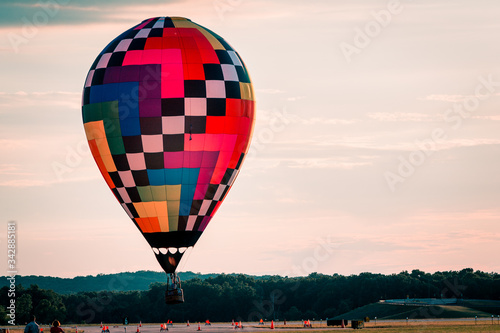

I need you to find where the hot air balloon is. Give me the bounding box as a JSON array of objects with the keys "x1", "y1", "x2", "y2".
[{"x1": 82, "y1": 17, "x2": 255, "y2": 304}]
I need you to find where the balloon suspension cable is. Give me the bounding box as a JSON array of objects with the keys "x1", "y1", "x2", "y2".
[{"x1": 176, "y1": 246, "x2": 193, "y2": 272}]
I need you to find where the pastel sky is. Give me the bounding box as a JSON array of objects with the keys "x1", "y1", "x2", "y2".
[{"x1": 1, "y1": 0, "x2": 499, "y2": 278}]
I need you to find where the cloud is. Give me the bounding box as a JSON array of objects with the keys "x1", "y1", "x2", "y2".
[
  {"x1": 276, "y1": 197, "x2": 311, "y2": 204},
  {"x1": 410, "y1": 209, "x2": 500, "y2": 222},
  {"x1": 335, "y1": 225, "x2": 500, "y2": 256},
  {"x1": 286, "y1": 158, "x2": 373, "y2": 169},
  {"x1": 298, "y1": 133, "x2": 500, "y2": 154},
  {"x1": 419, "y1": 94, "x2": 473, "y2": 103},
  {"x1": 436, "y1": 138, "x2": 500, "y2": 150},
  {"x1": 0, "y1": 139, "x2": 34, "y2": 150},
  {"x1": 286, "y1": 96, "x2": 306, "y2": 101},
  {"x1": 473, "y1": 115, "x2": 500, "y2": 121},
  {"x1": 292, "y1": 116, "x2": 358, "y2": 125},
  {"x1": 419, "y1": 92, "x2": 500, "y2": 103},
  {"x1": 0, "y1": 179, "x2": 48, "y2": 187},
  {"x1": 256, "y1": 88, "x2": 286, "y2": 94},
  {"x1": 256, "y1": 109, "x2": 358, "y2": 126},
  {"x1": 248, "y1": 155, "x2": 377, "y2": 170},
  {"x1": 303, "y1": 135, "x2": 386, "y2": 150},
  {"x1": 0, "y1": 164, "x2": 33, "y2": 176},
  {"x1": 0, "y1": 91, "x2": 80, "y2": 110},
  {"x1": 0, "y1": 0, "x2": 180, "y2": 26},
  {"x1": 0, "y1": 173, "x2": 100, "y2": 188},
  {"x1": 367, "y1": 112, "x2": 443, "y2": 122}
]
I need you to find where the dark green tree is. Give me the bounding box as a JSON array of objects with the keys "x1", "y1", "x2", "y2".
[{"x1": 17, "y1": 294, "x2": 33, "y2": 324}]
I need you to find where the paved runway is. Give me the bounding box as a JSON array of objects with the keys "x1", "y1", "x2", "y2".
[{"x1": 60, "y1": 322, "x2": 336, "y2": 333}]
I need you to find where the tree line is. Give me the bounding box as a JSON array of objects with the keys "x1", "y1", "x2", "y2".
[
  {"x1": 0, "y1": 271, "x2": 225, "y2": 295},
  {"x1": 1, "y1": 268, "x2": 499, "y2": 325}
]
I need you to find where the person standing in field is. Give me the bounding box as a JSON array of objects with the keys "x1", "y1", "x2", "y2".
[
  {"x1": 24, "y1": 315, "x2": 40, "y2": 333},
  {"x1": 50, "y1": 320, "x2": 64, "y2": 333}
]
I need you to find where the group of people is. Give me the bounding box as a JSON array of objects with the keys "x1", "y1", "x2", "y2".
[{"x1": 24, "y1": 315, "x2": 65, "y2": 333}]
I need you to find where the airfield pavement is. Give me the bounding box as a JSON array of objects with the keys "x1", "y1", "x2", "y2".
[{"x1": 5, "y1": 318, "x2": 500, "y2": 333}]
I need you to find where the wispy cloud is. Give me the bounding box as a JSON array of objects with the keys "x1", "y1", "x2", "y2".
[
  {"x1": 367, "y1": 112, "x2": 443, "y2": 122},
  {"x1": 0, "y1": 173, "x2": 100, "y2": 188},
  {"x1": 0, "y1": 164, "x2": 33, "y2": 176},
  {"x1": 380, "y1": 138, "x2": 500, "y2": 152},
  {"x1": 286, "y1": 157, "x2": 373, "y2": 169},
  {"x1": 436, "y1": 138, "x2": 500, "y2": 150},
  {"x1": 420, "y1": 94, "x2": 473, "y2": 103},
  {"x1": 0, "y1": 179, "x2": 48, "y2": 187},
  {"x1": 409, "y1": 209, "x2": 500, "y2": 222},
  {"x1": 0, "y1": 91, "x2": 80, "y2": 110},
  {"x1": 295, "y1": 116, "x2": 358, "y2": 125},
  {"x1": 248, "y1": 155, "x2": 377, "y2": 170},
  {"x1": 0, "y1": 0, "x2": 180, "y2": 26},
  {"x1": 286, "y1": 96, "x2": 306, "y2": 102},
  {"x1": 473, "y1": 115, "x2": 500, "y2": 121},
  {"x1": 0, "y1": 139, "x2": 34, "y2": 150},
  {"x1": 256, "y1": 88, "x2": 286, "y2": 94},
  {"x1": 419, "y1": 93, "x2": 500, "y2": 103}
]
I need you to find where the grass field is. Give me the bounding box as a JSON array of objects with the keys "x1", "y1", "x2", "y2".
[{"x1": 332, "y1": 301, "x2": 499, "y2": 320}]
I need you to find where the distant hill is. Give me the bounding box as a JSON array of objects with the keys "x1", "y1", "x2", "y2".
[
  {"x1": 332, "y1": 301, "x2": 498, "y2": 320},
  {"x1": 0, "y1": 271, "x2": 231, "y2": 294}
]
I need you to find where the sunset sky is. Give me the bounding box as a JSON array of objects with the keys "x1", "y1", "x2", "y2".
[{"x1": 1, "y1": 0, "x2": 499, "y2": 278}]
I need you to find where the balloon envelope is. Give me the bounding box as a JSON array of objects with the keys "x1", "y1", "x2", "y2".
[{"x1": 82, "y1": 17, "x2": 255, "y2": 273}]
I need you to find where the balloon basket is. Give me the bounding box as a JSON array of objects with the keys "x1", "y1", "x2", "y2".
[
  {"x1": 165, "y1": 288, "x2": 184, "y2": 304},
  {"x1": 165, "y1": 273, "x2": 184, "y2": 304}
]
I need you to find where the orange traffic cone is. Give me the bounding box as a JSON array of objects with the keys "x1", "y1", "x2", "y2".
[
  {"x1": 284, "y1": 319, "x2": 287, "y2": 325},
  {"x1": 270, "y1": 320, "x2": 274, "y2": 329},
  {"x1": 239, "y1": 321, "x2": 243, "y2": 329},
  {"x1": 136, "y1": 326, "x2": 140, "y2": 333},
  {"x1": 197, "y1": 323, "x2": 201, "y2": 331},
  {"x1": 341, "y1": 319, "x2": 345, "y2": 328},
  {"x1": 76, "y1": 327, "x2": 78, "y2": 333},
  {"x1": 139, "y1": 322, "x2": 142, "y2": 328},
  {"x1": 231, "y1": 319, "x2": 235, "y2": 326},
  {"x1": 187, "y1": 320, "x2": 190, "y2": 327}
]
